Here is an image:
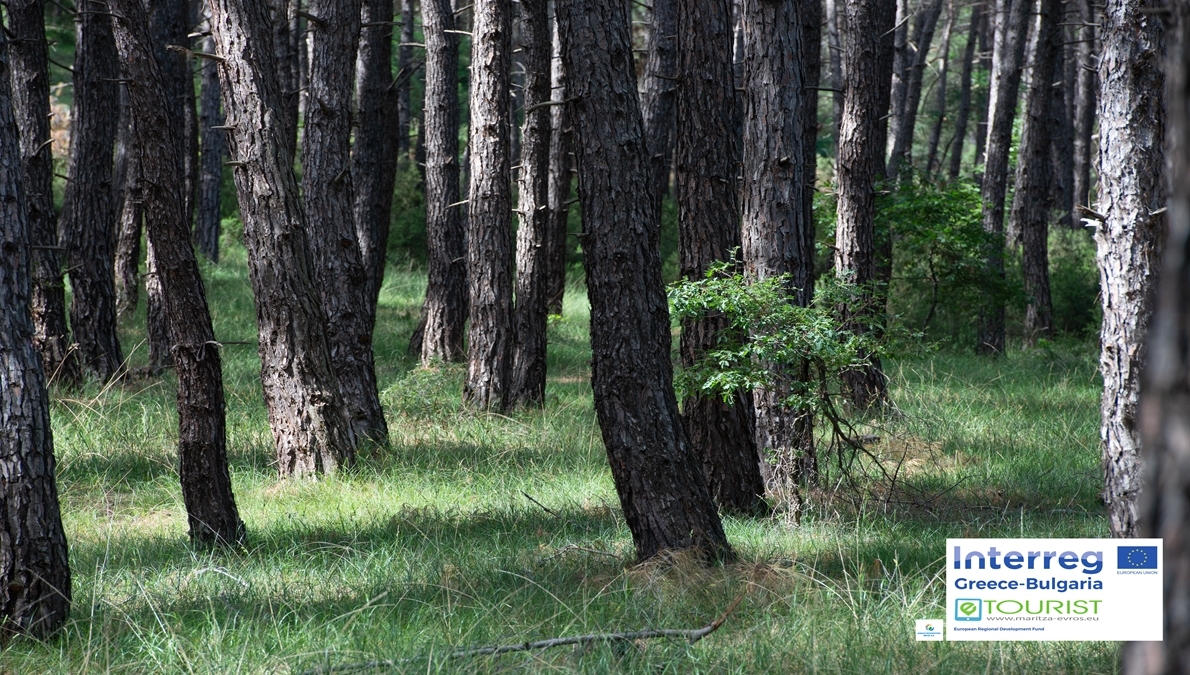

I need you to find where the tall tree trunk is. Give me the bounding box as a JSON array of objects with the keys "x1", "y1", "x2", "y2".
[
  {"x1": 0, "y1": 24, "x2": 72, "y2": 639},
  {"x1": 1094, "y1": 0, "x2": 1165, "y2": 541},
  {"x1": 397, "y1": 0, "x2": 416, "y2": 159},
  {"x1": 947, "y1": 1, "x2": 981, "y2": 179},
  {"x1": 110, "y1": 1, "x2": 245, "y2": 547},
  {"x1": 826, "y1": 0, "x2": 846, "y2": 148},
  {"x1": 145, "y1": 240, "x2": 172, "y2": 373},
  {"x1": 556, "y1": 0, "x2": 733, "y2": 563},
  {"x1": 973, "y1": 5, "x2": 992, "y2": 167},
  {"x1": 113, "y1": 92, "x2": 142, "y2": 317},
  {"x1": 267, "y1": 0, "x2": 299, "y2": 155},
  {"x1": 511, "y1": 0, "x2": 551, "y2": 407},
  {"x1": 1009, "y1": 0, "x2": 1060, "y2": 343},
  {"x1": 61, "y1": 0, "x2": 123, "y2": 382},
  {"x1": 925, "y1": 0, "x2": 953, "y2": 176},
  {"x1": 414, "y1": 0, "x2": 467, "y2": 363},
  {"x1": 888, "y1": 0, "x2": 944, "y2": 178},
  {"x1": 886, "y1": 0, "x2": 912, "y2": 166},
  {"x1": 545, "y1": 3, "x2": 572, "y2": 316},
  {"x1": 196, "y1": 24, "x2": 225, "y2": 262},
  {"x1": 679, "y1": 0, "x2": 764, "y2": 513},
  {"x1": 976, "y1": 0, "x2": 1030, "y2": 355},
  {"x1": 641, "y1": 0, "x2": 677, "y2": 214},
  {"x1": 1125, "y1": 10, "x2": 1186, "y2": 673},
  {"x1": 1049, "y1": 3, "x2": 1075, "y2": 231},
  {"x1": 209, "y1": 0, "x2": 357, "y2": 476},
  {"x1": 7, "y1": 0, "x2": 77, "y2": 384},
  {"x1": 465, "y1": 0, "x2": 514, "y2": 410},
  {"x1": 304, "y1": 0, "x2": 387, "y2": 443},
  {"x1": 870, "y1": 0, "x2": 897, "y2": 286},
  {"x1": 1072, "y1": 0, "x2": 1097, "y2": 210},
  {"x1": 836, "y1": 0, "x2": 892, "y2": 408}
]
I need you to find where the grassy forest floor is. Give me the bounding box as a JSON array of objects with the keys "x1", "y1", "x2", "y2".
[{"x1": 0, "y1": 238, "x2": 1116, "y2": 674}]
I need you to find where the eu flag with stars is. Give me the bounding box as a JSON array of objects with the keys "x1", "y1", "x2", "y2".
[{"x1": 1118, "y1": 546, "x2": 1159, "y2": 569}]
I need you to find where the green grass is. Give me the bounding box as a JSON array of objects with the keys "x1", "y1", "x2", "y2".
[{"x1": 1, "y1": 235, "x2": 1117, "y2": 674}]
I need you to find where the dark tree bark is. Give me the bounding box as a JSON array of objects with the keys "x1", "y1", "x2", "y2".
[
  {"x1": 266, "y1": 0, "x2": 299, "y2": 154},
  {"x1": 545, "y1": 4, "x2": 572, "y2": 316},
  {"x1": 0, "y1": 24, "x2": 72, "y2": 639},
  {"x1": 7, "y1": 0, "x2": 77, "y2": 384},
  {"x1": 888, "y1": 0, "x2": 944, "y2": 178},
  {"x1": 304, "y1": 0, "x2": 387, "y2": 443},
  {"x1": 556, "y1": 0, "x2": 733, "y2": 563},
  {"x1": 414, "y1": 0, "x2": 467, "y2": 363},
  {"x1": 209, "y1": 0, "x2": 357, "y2": 476},
  {"x1": 826, "y1": 0, "x2": 846, "y2": 147},
  {"x1": 464, "y1": 0, "x2": 514, "y2": 411},
  {"x1": 511, "y1": 0, "x2": 551, "y2": 408},
  {"x1": 61, "y1": 0, "x2": 123, "y2": 381},
  {"x1": 110, "y1": 0, "x2": 246, "y2": 547},
  {"x1": 925, "y1": 0, "x2": 954, "y2": 176},
  {"x1": 870, "y1": 0, "x2": 897, "y2": 285},
  {"x1": 976, "y1": 0, "x2": 1030, "y2": 355},
  {"x1": 113, "y1": 91, "x2": 142, "y2": 317},
  {"x1": 1072, "y1": 0, "x2": 1097, "y2": 210},
  {"x1": 1009, "y1": 0, "x2": 1060, "y2": 343},
  {"x1": 836, "y1": 0, "x2": 891, "y2": 408},
  {"x1": 973, "y1": 2, "x2": 993, "y2": 166},
  {"x1": 1048, "y1": 6, "x2": 1075, "y2": 231},
  {"x1": 196, "y1": 25, "x2": 225, "y2": 262},
  {"x1": 678, "y1": 0, "x2": 765, "y2": 513},
  {"x1": 947, "y1": 0, "x2": 981, "y2": 179},
  {"x1": 397, "y1": 0, "x2": 416, "y2": 159},
  {"x1": 145, "y1": 240, "x2": 172, "y2": 374},
  {"x1": 1093, "y1": 0, "x2": 1165, "y2": 541},
  {"x1": 641, "y1": 0, "x2": 677, "y2": 214},
  {"x1": 1126, "y1": 10, "x2": 1187, "y2": 672}
]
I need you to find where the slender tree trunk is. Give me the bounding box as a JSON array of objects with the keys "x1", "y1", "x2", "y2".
[
  {"x1": 7, "y1": 0, "x2": 77, "y2": 384},
  {"x1": 556, "y1": 0, "x2": 733, "y2": 563},
  {"x1": 1072, "y1": 0, "x2": 1097, "y2": 209},
  {"x1": 414, "y1": 0, "x2": 467, "y2": 362},
  {"x1": 511, "y1": 0, "x2": 551, "y2": 407},
  {"x1": 113, "y1": 92, "x2": 142, "y2": 317},
  {"x1": 679, "y1": 0, "x2": 764, "y2": 513},
  {"x1": 973, "y1": 6, "x2": 992, "y2": 166},
  {"x1": 464, "y1": 0, "x2": 514, "y2": 410},
  {"x1": 976, "y1": 0, "x2": 1030, "y2": 355},
  {"x1": 1049, "y1": 3, "x2": 1075, "y2": 231},
  {"x1": 0, "y1": 24, "x2": 72, "y2": 639},
  {"x1": 397, "y1": 0, "x2": 415, "y2": 159},
  {"x1": 836, "y1": 0, "x2": 892, "y2": 408},
  {"x1": 871, "y1": 0, "x2": 897, "y2": 284},
  {"x1": 61, "y1": 0, "x2": 123, "y2": 382},
  {"x1": 641, "y1": 0, "x2": 677, "y2": 215},
  {"x1": 888, "y1": 0, "x2": 943, "y2": 178},
  {"x1": 826, "y1": 0, "x2": 846, "y2": 148},
  {"x1": 196, "y1": 24, "x2": 225, "y2": 262},
  {"x1": 1010, "y1": 0, "x2": 1059, "y2": 343},
  {"x1": 545, "y1": 2, "x2": 572, "y2": 316},
  {"x1": 948, "y1": 0, "x2": 980, "y2": 179},
  {"x1": 209, "y1": 0, "x2": 357, "y2": 476},
  {"x1": 110, "y1": 0, "x2": 245, "y2": 547},
  {"x1": 145, "y1": 241, "x2": 172, "y2": 373},
  {"x1": 267, "y1": 0, "x2": 299, "y2": 155},
  {"x1": 886, "y1": 0, "x2": 912, "y2": 166},
  {"x1": 1093, "y1": 0, "x2": 1165, "y2": 541},
  {"x1": 925, "y1": 0, "x2": 953, "y2": 176}
]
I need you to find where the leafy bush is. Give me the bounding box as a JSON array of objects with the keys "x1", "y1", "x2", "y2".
[{"x1": 1047, "y1": 227, "x2": 1101, "y2": 338}]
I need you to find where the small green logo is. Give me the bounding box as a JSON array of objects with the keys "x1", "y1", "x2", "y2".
[
  {"x1": 955, "y1": 598, "x2": 981, "y2": 621},
  {"x1": 959, "y1": 602, "x2": 977, "y2": 615}
]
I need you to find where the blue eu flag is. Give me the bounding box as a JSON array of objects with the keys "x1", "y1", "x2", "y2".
[{"x1": 1118, "y1": 546, "x2": 1159, "y2": 569}]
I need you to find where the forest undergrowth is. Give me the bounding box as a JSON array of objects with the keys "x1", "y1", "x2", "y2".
[{"x1": 0, "y1": 234, "x2": 1116, "y2": 674}]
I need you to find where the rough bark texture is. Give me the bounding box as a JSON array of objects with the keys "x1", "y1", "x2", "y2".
[
  {"x1": 976, "y1": 0, "x2": 1030, "y2": 354},
  {"x1": 925, "y1": 0, "x2": 953, "y2": 175},
  {"x1": 556, "y1": 0, "x2": 733, "y2": 564},
  {"x1": 397, "y1": 0, "x2": 415, "y2": 159},
  {"x1": 113, "y1": 92, "x2": 142, "y2": 318},
  {"x1": 836, "y1": 0, "x2": 890, "y2": 408},
  {"x1": 197, "y1": 25, "x2": 225, "y2": 262},
  {"x1": 304, "y1": 0, "x2": 387, "y2": 444},
  {"x1": 826, "y1": 0, "x2": 845, "y2": 147},
  {"x1": 511, "y1": 0, "x2": 551, "y2": 408},
  {"x1": 61, "y1": 0, "x2": 123, "y2": 382},
  {"x1": 1094, "y1": 0, "x2": 1165, "y2": 541},
  {"x1": 1048, "y1": 16, "x2": 1075, "y2": 231},
  {"x1": 948, "y1": 1, "x2": 981, "y2": 179},
  {"x1": 415, "y1": 0, "x2": 467, "y2": 363},
  {"x1": 8, "y1": 0, "x2": 76, "y2": 385},
  {"x1": 1072, "y1": 0, "x2": 1097, "y2": 210},
  {"x1": 145, "y1": 240, "x2": 172, "y2": 374},
  {"x1": 209, "y1": 0, "x2": 357, "y2": 476},
  {"x1": 641, "y1": 0, "x2": 677, "y2": 215},
  {"x1": 678, "y1": 0, "x2": 765, "y2": 513},
  {"x1": 464, "y1": 0, "x2": 514, "y2": 411},
  {"x1": 0, "y1": 24, "x2": 72, "y2": 638},
  {"x1": 266, "y1": 0, "x2": 299, "y2": 154},
  {"x1": 110, "y1": 1, "x2": 245, "y2": 547},
  {"x1": 888, "y1": 0, "x2": 944, "y2": 178},
  {"x1": 1009, "y1": 0, "x2": 1059, "y2": 343},
  {"x1": 149, "y1": 0, "x2": 197, "y2": 234},
  {"x1": 545, "y1": 4, "x2": 572, "y2": 316}
]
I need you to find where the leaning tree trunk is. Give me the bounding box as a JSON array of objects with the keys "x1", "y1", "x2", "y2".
[
  {"x1": 414, "y1": 0, "x2": 468, "y2": 363},
  {"x1": 464, "y1": 0, "x2": 514, "y2": 411},
  {"x1": 304, "y1": 0, "x2": 387, "y2": 444},
  {"x1": 678, "y1": 0, "x2": 765, "y2": 514},
  {"x1": 0, "y1": 24, "x2": 72, "y2": 639},
  {"x1": 61, "y1": 0, "x2": 123, "y2": 382},
  {"x1": 1125, "y1": 9, "x2": 1186, "y2": 673},
  {"x1": 976, "y1": 0, "x2": 1030, "y2": 355},
  {"x1": 1072, "y1": 0, "x2": 1097, "y2": 210},
  {"x1": 836, "y1": 0, "x2": 892, "y2": 408},
  {"x1": 511, "y1": 0, "x2": 551, "y2": 408},
  {"x1": 925, "y1": 0, "x2": 954, "y2": 175},
  {"x1": 641, "y1": 0, "x2": 677, "y2": 214},
  {"x1": 1094, "y1": 0, "x2": 1165, "y2": 541},
  {"x1": 1009, "y1": 0, "x2": 1060, "y2": 344},
  {"x1": 887, "y1": 0, "x2": 944, "y2": 178},
  {"x1": 209, "y1": 0, "x2": 357, "y2": 476},
  {"x1": 948, "y1": 1, "x2": 981, "y2": 179},
  {"x1": 7, "y1": 0, "x2": 76, "y2": 385},
  {"x1": 545, "y1": 4, "x2": 572, "y2": 316},
  {"x1": 556, "y1": 0, "x2": 734, "y2": 563},
  {"x1": 196, "y1": 23, "x2": 226, "y2": 263},
  {"x1": 110, "y1": 0, "x2": 246, "y2": 547}
]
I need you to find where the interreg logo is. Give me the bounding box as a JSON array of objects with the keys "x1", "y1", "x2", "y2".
[
  {"x1": 955, "y1": 598, "x2": 981, "y2": 621},
  {"x1": 1118, "y1": 546, "x2": 1159, "y2": 570}
]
